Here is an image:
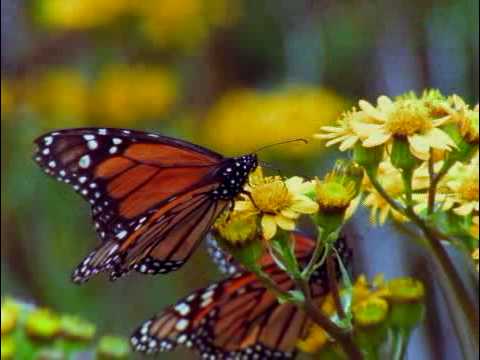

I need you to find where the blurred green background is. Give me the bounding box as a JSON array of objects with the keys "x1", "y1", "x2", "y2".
[{"x1": 1, "y1": 0, "x2": 478, "y2": 359}]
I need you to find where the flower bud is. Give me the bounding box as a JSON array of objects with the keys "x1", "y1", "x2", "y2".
[
  {"x1": 60, "y1": 315, "x2": 96, "y2": 342},
  {"x1": 26, "y1": 309, "x2": 61, "y2": 341},
  {"x1": 214, "y1": 212, "x2": 259, "y2": 246},
  {"x1": 1, "y1": 299, "x2": 19, "y2": 336},
  {"x1": 96, "y1": 336, "x2": 131, "y2": 359},
  {"x1": 386, "y1": 278, "x2": 425, "y2": 330},
  {"x1": 353, "y1": 297, "x2": 389, "y2": 327},
  {"x1": 391, "y1": 137, "x2": 420, "y2": 172},
  {"x1": 1, "y1": 336, "x2": 15, "y2": 360},
  {"x1": 353, "y1": 143, "x2": 384, "y2": 174}
]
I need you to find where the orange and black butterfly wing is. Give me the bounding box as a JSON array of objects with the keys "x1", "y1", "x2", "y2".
[
  {"x1": 131, "y1": 266, "x2": 318, "y2": 359},
  {"x1": 33, "y1": 128, "x2": 258, "y2": 283},
  {"x1": 132, "y1": 233, "x2": 351, "y2": 358}
]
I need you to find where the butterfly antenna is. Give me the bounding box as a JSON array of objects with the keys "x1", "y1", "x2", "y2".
[
  {"x1": 253, "y1": 138, "x2": 309, "y2": 153},
  {"x1": 259, "y1": 160, "x2": 283, "y2": 177}
]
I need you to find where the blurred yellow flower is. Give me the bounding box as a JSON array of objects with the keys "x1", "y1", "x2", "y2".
[
  {"x1": 203, "y1": 87, "x2": 347, "y2": 157},
  {"x1": 94, "y1": 64, "x2": 177, "y2": 124},
  {"x1": 235, "y1": 167, "x2": 318, "y2": 240},
  {"x1": 38, "y1": 0, "x2": 132, "y2": 29},
  {"x1": 135, "y1": 0, "x2": 240, "y2": 50},
  {"x1": 357, "y1": 96, "x2": 455, "y2": 160},
  {"x1": 363, "y1": 160, "x2": 408, "y2": 224},
  {"x1": 1, "y1": 81, "x2": 14, "y2": 116},
  {"x1": 23, "y1": 69, "x2": 89, "y2": 126}
]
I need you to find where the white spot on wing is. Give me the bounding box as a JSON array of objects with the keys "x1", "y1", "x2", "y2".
[{"x1": 79, "y1": 155, "x2": 91, "y2": 168}]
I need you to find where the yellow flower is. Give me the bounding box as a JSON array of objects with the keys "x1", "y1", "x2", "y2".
[
  {"x1": 235, "y1": 168, "x2": 318, "y2": 240},
  {"x1": 135, "y1": 0, "x2": 241, "y2": 50},
  {"x1": 22, "y1": 68, "x2": 89, "y2": 126},
  {"x1": 203, "y1": 87, "x2": 346, "y2": 157},
  {"x1": 362, "y1": 160, "x2": 408, "y2": 224},
  {"x1": 94, "y1": 64, "x2": 177, "y2": 124},
  {"x1": 315, "y1": 164, "x2": 361, "y2": 214},
  {"x1": 213, "y1": 211, "x2": 259, "y2": 245},
  {"x1": 445, "y1": 95, "x2": 479, "y2": 143},
  {"x1": 38, "y1": 0, "x2": 132, "y2": 29},
  {"x1": 297, "y1": 295, "x2": 335, "y2": 353},
  {"x1": 472, "y1": 216, "x2": 479, "y2": 240},
  {"x1": 443, "y1": 156, "x2": 479, "y2": 216},
  {"x1": 1, "y1": 81, "x2": 14, "y2": 116},
  {"x1": 315, "y1": 108, "x2": 368, "y2": 151},
  {"x1": 357, "y1": 96, "x2": 455, "y2": 160}
]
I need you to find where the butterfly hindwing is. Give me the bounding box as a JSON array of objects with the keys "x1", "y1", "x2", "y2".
[{"x1": 132, "y1": 233, "x2": 351, "y2": 359}]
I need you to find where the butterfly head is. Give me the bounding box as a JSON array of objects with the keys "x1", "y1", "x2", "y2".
[{"x1": 213, "y1": 154, "x2": 258, "y2": 200}]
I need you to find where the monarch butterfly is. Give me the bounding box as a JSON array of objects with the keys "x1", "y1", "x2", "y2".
[
  {"x1": 33, "y1": 128, "x2": 258, "y2": 283},
  {"x1": 131, "y1": 232, "x2": 352, "y2": 359}
]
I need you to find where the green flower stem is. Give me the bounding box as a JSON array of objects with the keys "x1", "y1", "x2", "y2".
[
  {"x1": 367, "y1": 171, "x2": 479, "y2": 350},
  {"x1": 294, "y1": 278, "x2": 364, "y2": 360},
  {"x1": 401, "y1": 169, "x2": 414, "y2": 208},
  {"x1": 327, "y1": 256, "x2": 346, "y2": 320},
  {"x1": 253, "y1": 267, "x2": 297, "y2": 303},
  {"x1": 392, "y1": 328, "x2": 410, "y2": 360},
  {"x1": 427, "y1": 155, "x2": 455, "y2": 215},
  {"x1": 405, "y1": 207, "x2": 480, "y2": 341},
  {"x1": 302, "y1": 229, "x2": 331, "y2": 279}
]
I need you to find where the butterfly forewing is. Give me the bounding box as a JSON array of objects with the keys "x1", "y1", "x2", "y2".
[{"x1": 33, "y1": 128, "x2": 257, "y2": 283}]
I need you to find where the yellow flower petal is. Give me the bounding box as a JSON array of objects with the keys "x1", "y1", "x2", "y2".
[
  {"x1": 281, "y1": 208, "x2": 299, "y2": 219},
  {"x1": 377, "y1": 95, "x2": 394, "y2": 110},
  {"x1": 234, "y1": 200, "x2": 256, "y2": 213},
  {"x1": 424, "y1": 128, "x2": 456, "y2": 150},
  {"x1": 362, "y1": 130, "x2": 391, "y2": 147},
  {"x1": 408, "y1": 134, "x2": 430, "y2": 160},
  {"x1": 454, "y1": 202, "x2": 476, "y2": 216},
  {"x1": 359, "y1": 99, "x2": 388, "y2": 121},
  {"x1": 275, "y1": 215, "x2": 296, "y2": 231},
  {"x1": 290, "y1": 196, "x2": 319, "y2": 214},
  {"x1": 261, "y1": 214, "x2": 277, "y2": 240},
  {"x1": 339, "y1": 135, "x2": 359, "y2": 151}
]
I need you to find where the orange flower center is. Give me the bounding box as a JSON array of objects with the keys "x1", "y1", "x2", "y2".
[{"x1": 386, "y1": 100, "x2": 432, "y2": 136}]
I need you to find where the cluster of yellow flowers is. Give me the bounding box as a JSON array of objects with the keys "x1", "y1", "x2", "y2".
[
  {"x1": 317, "y1": 91, "x2": 479, "y2": 226},
  {"x1": 203, "y1": 87, "x2": 347, "y2": 156},
  {"x1": 318, "y1": 91, "x2": 477, "y2": 160},
  {"x1": 298, "y1": 275, "x2": 425, "y2": 354},
  {"x1": 36, "y1": 0, "x2": 240, "y2": 50},
  {"x1": 214, "y1": 163, "x2": 361, "y2": 242},
  {"x1": 316, "y1": 90, "x2": 479, "y2": 269},
  {"x1": 6, "y1": 65, "x2": 177, "y2": 126}
]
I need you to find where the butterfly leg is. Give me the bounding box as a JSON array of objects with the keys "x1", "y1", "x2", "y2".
[{"x1": 241, "y1": 190, "x2": 260, "y2": 210}]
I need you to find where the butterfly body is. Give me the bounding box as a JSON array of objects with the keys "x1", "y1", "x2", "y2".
[{"x1": 33, "y1": 128, "x2": 258, "y2": 283}]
